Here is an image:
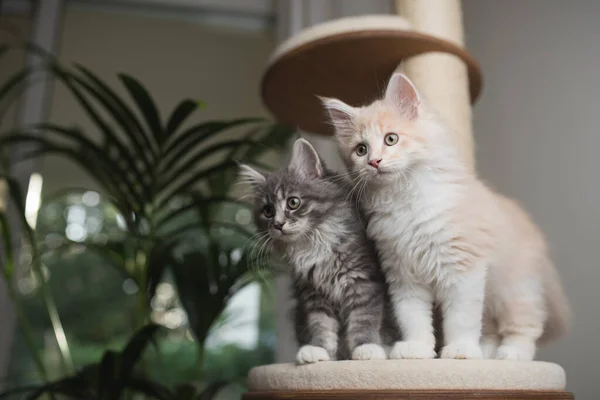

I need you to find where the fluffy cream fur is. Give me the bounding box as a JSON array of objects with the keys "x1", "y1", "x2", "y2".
[{"x1": 322, "y1": 73, "x2": 570, "y2": 361}]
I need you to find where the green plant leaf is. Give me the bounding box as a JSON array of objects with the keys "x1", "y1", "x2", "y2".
[
  {"x1": 0, "y1": 212, "x2": 15, "y2": 280},
  {"x1": 166, "y1": 99, "x2": 198, "y2": 137},
  {"x1": 0, "y1": 66, "x2": 44, "y2": 125},
  {"x1": 205, "y1": 125, "x2": 261, "y2": 197},
  {"x1": 169, "y1": 239, "x2": 260, "y2": 350},
  {"x1": 0, "y1": 176, "x2": 52, "y2": 383},
  {"x1": 146, "y1": 241, "x2": 176, "y2": 298},
  {"x1": 39, "y1": 238, "x2": 131, "y2": 278},
  {"x1": 206, "y1": 123, "x2": 294, "y2": 198},
  {"x1": 0, "y1": 385, "x2": 42, "y2": 399},
  {"x1": 156, "y1": 160, "x2": 239, "y2": 210},
  {"x1": 0, "y1": 67, "x2": 30, "y2": 106},
  {"x1": 22, "y1": 375, "x2": 92, "y2": 400},
  {"x1": 98, "y1": 350, "x2": 119, "y2": 399},
  {"x1": 0, "y1": 174, "x2": 75, "y2": 375},
  {"x1": 158, "y1": 139, "x2": 269, "y2": 191},
  {"x1": 0, "y1": 134, "x2": 134, "y2": 221},
  {"x1": 74, "y1": 64, "x2": 156, "y2": 168},
  {"x1": 39, "y1": 123, "x2": 146, "y2": 201},
  {"x1": 119, "y1": 323, "x2": 161, "y2": 381},
  {"x1": 173, "y1": 383, "x2": 196, "y2": 400},
  {"x1": 47, "y1": 64, "x2": 150, "y2": 202},
  {"x1": 125, "y1": 377, "x2": 174, "y2": 400},
  {"x1": 155, "y1": 195, "x2": 250, "y2": 230},
  {"x1": 197, "y1": 381, "x2": 228, "y2": 400},
  {"x1": 160, "y1": 118, "x2": 263, "y2": 170},
  {"x1": 161, "y1": 221, "x2": 254, "y2": 247},
  {"x1": 119, "y1": 74, "x2": 164, "y2": 147}
]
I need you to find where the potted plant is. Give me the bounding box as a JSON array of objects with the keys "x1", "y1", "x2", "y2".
[{"x1": 0, "y1": 44, "x2": 294, "y2": 399}]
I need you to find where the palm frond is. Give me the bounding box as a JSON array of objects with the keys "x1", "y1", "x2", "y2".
[
  {"x1": 0, "y1": 54, "x2": 297, "y2": 398},
  {"x1": 119, "y1": 74, "x2": 163, "y2": 148}
]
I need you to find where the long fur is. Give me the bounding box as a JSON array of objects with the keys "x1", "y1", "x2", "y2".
[
  {"x1": 323, "y1": 73, "x2": 570, "y2": 361},
  {"x1": 241, "y1": 139, "x2": 398, "y2": 364}
]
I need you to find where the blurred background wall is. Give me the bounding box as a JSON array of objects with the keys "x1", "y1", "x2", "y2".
[
  {"x1": 2, "y1": 1, "x2": 274, "y2": 193},
  {"x1": 463, "y1": 1, "x2": 599, "y2": 398}
]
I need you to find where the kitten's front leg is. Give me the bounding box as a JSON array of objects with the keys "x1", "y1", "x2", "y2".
[
  {"x1": 296, "y1": 308, "x2": 339, "y2": 365},
  {"x1": 345, "y1": 284, "x2": 387, "y2": 361},
  {"x1": 389, "y1": 281, "x2": 437, "y2": 359},
  {"x1": 438, "y1": 268, "x2": 485, "y2": 359}
]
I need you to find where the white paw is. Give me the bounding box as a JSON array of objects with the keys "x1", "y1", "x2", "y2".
[
  {"x1": 296, "y1": 345, "x2": 331, "y2": 365},
  {"x1": 480, "y1": 335, "x2": 500, "y2": 359},
  {"x1": 441, "y1": 340, "x2": 483, "y2": 359},
  {"x1": 389, "y1": 341, "x2": 436, "y2": 359},
  {"x1": 351, "y1": 343, "x2": 387, "y2": 360},
  {"x1": 495, "y1": 343, "x2": 535, "y2": 361}
]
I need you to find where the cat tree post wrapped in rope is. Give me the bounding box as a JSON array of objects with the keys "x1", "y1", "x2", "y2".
[
  {"x1": 396, "y1": 0, "x2": 475, "y2": 170},
  {"x1": 245, "y1": 4, "x2": 572, "y2": 400}
]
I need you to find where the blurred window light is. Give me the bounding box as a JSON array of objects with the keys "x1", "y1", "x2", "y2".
[
  {"x1": 25, "y1": 173, "x2": 44, "y2": 229},
  {"x1": 67, "y1": 205, "x2": 87, "y2": 224},
  {"x1": 115, "y1": 213, "x2": 127, "y2": 230},
  {"x1": 65, "y1": 223, "x2": 88, "y2": 242},
  {"x1": 81, "y1": 191, "x2": 100, "y2": 207},
  {"x1": 206, "y1": 282, "x2": 260, "y2": 350},
  {"x1": 123, "y1": 278, "x2": 139, "y2": 295}
]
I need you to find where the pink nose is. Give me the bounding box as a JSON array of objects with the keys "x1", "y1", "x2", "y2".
[{"x1": 368, "y1": 159, "x2": 382, "y2": 169}]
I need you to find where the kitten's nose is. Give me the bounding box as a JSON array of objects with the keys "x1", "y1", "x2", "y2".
[
  {"x1": 273, "y1": 221, "x2": 285, "y2": 231},
  {"x1": 368, "y1": 159, "x2": 382, "y2": 169}
]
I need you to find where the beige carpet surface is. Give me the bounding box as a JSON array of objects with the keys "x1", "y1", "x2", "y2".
[{"x1": 248, "y1": 360, "x2": 566, "y2": 391}]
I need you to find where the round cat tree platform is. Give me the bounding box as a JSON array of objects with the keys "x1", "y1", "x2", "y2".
[
  {"x1": 262, "y1": 15, "x2": 482, "y2": 137},
  {"x1": 243, "y1": 360, "x2": 572, "y2": 399},
  {"x1": 252, "y1": 1, "x2": 572, "y2": 399}
]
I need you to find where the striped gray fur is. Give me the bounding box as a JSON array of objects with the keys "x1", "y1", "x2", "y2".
[{"x1": 241, "y1": 139, "x2": 399, "y2": 361}]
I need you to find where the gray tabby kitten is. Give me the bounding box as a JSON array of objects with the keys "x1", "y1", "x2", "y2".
[{"x1": 240, "y1": 138, "x2": 393, "y2": 364}]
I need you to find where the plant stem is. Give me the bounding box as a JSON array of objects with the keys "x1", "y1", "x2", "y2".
[
  {"x1": 133, "y1": 247, "x2": 151, "y2": 382},
  {"x1": 197, "y1": 342, "x2": 205, "y2": 378},
  {"x1": 135, "y1": 249, "x2": 149, "y2": 330},
  {"x1": 31, "y1": 255, "x2": 75, "y2": 375},
  {"x1": 6, "y1": 283, "x2": 48, "y2": 382}
]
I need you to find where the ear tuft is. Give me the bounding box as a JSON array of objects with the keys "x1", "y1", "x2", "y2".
[
  {"x1": 289, "y1": 138, "x2": 324, "y2": 179},
  {"x1": 384, "y1": 73, "x2": 420, "y2": 118},
  {"x1": 238, "y1": 164, "x2": 266, "y2": 187},
  {"x1": 319, "y1": 96, "x2": 357, "y2": 136}
]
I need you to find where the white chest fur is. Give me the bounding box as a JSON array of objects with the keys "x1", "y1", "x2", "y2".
[{"x1": 364, "y1": 177, "x2": 461, "y2": 287}]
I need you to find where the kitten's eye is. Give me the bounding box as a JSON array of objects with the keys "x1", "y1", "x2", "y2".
[
  {"x1": 263, "y1": 205, "x2": 274, "y2": 218},
  {"x1": 384, "y1": 133, "x2": 399, "y2": 146},
  {"x1": 287, "y1": 197, "x2": 301, "y2": 210},
  {"x1": 355, "y1": 144, "x2": 368, "y2": 157}
]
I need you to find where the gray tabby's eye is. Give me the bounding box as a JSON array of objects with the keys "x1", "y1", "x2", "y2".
[
  {"x1": 287, "y1": 197, "x2": 301, "y2": 210},
  {"x1": 263, "y1": 205, "x2": 274, "y2": 218},
  {"x1": 384, "y1": 133, "x2": 399, "y2": 146},
  {"x1": 356, "y1": 144, "x2": 367, "y2": 156}
]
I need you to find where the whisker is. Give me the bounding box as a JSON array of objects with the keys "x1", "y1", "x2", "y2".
[
  {"x1": 355, "y1": 176, "x2": 369, "y2": 229},
  {"x1": 244, "y1": 231, "x2": 271, "y2": 280}
]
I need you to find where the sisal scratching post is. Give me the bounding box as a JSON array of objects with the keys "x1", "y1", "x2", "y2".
[{"x1": 397, "y1": 0, "x2": 475, "y2": 171}]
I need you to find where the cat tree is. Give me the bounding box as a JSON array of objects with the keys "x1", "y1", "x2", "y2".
[{"x1": 244, "y1": 1, "x2": 572, "y2": 399}]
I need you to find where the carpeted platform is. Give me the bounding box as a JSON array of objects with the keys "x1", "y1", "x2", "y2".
[{"x1": 248, "y1": 360, "x2": 566, "y2": 391}]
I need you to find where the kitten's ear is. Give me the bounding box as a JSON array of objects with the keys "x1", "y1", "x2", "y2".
[
  {"x1": 238, "y1": 164, "x2": 266, "y2": 187},
  {"x1": 384, "y1": 73, "x2": 420, "y2": 119},
  {"x1": 289, "y1": 138, "x2": 324, "y2": 179},
  {"x1": 319, "y1": 96, "x2": 357, "y2": 137}
]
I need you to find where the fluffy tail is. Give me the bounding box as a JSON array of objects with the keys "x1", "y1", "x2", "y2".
[{"x1": 539, "y1": 261, "x2": 571, "y2": 343}]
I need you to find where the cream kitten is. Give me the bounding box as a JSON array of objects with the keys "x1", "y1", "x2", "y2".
[{"x1": 321, "y1": 73, "x2": 570, "y2": 361}]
